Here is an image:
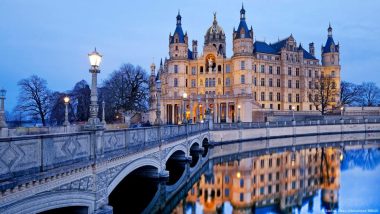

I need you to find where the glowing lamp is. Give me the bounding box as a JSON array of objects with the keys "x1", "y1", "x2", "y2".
[
  {"x1": 63, "y1": 96, "x2": 70, "y2": 104},
  {"x1": 88, "y1": 48, "x2": 102, "y2": 67}
]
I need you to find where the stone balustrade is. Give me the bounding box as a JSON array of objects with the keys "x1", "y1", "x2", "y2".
[{"x1": 0, "y1": 123, "x2": 209, "y2": 190}]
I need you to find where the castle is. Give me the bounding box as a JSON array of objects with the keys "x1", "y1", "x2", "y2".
[{"x1": 149, "y1": 5, "x2": 340, "y2": 124}]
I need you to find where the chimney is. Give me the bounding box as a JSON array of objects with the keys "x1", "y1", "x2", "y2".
[
  {"x1": 309, "y1": 42, "x2": 315, "y2": 57},
  {"x1": 192, "y1": 40, "x2": 198, "y2": 59}
]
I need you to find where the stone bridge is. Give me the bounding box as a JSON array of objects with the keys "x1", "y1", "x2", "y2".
[
  {"x1": 1, "y1": 119, "x2": 380, "y2": 214},
  {"x1": 0, "y1": 123, "x2": 210, "y2": 214}
]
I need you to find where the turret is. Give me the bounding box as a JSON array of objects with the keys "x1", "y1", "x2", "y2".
[
  {"x1": 149, "y1": 62, "x2": 157, "y2": 110},
  {"x1": 232, "y1": 4, "x2": 254, "y2": 56},
  {"x1": 150, "y1": 62, "x2": 156, "y2": 76},
  {"x1": 169, "y1": 11, "x2": 189, "y2": 59},
  {"x1": 321, "y1": 23, "x2": 340, "y2": 66}
]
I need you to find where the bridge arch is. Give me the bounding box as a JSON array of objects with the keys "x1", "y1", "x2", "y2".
[
  {"x1": 107, "y1": 157, "x2": 161, "y2": 194},
  {"x1": 164, "y1": 143, "x2": 188, "y2": 163},
  {"x1": 1, "y1": 191, "x2": 95, "y2": 214},
  {"x1": 201, "y1": 136, "x2": 210, "y2": 157}
]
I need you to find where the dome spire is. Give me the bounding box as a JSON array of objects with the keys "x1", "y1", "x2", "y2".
[{"x1": 213, "y1": 12, "x2": 217, "y2": 24}]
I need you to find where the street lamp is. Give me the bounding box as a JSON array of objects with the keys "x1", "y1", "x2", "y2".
[
  {"x1": 182, "y1": 92, "x2": 188, "y2": 124},
  {"x1": 197, "y1": 95, "x2": 201, "y2": 123},
  {"x1": 0, "y1": 88, "x2": 7, "y2": 128},
  {"x1": 63, "y1": 96, "x2": 70, "y2": 126},
  {"x1": 291, "y1": 106, "x2": 296, "y2": 121},
  {"x1": 154, "y1": 79, "x2": 163, "y2": 125},
  {"x1": 340, "y1": 106, "x2": 344, "y2": 120},
  {"x1": 85, "y1": 48, "x2": 104, "y2": 130},
  {"x1": 237, "y1": 104, "x2": 241, "y2": 123}
]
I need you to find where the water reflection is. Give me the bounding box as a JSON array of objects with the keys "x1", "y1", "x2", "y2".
[{"x1": 172, "y1": 144, "x2": 380, "y2": 214}]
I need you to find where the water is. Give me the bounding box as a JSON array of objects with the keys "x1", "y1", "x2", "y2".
[
  {"x1": 171, "y1": 144, "x2": 380, "y2": 214},
  {"x1": 110, "y1": 139, "x2": 380, "y2": 214}
]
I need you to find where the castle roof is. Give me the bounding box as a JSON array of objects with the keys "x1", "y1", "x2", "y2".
[
  {"x1": 253, "y1": 41, "x2": 277, "y2": 54},
  {"x1": 170, "y1": 11, "x2": 186, "y2": 44},
  {"x1": 322, "y1": 23, "x2": 339, "y2": 54},
  {"x1": 254, "y1": 37, "x2": 317, "y2": 60},
  {"x1": 234, "y1": 4, "x2": 252, "y2": 39},
  {"x1": 299, "y1": 45, "x2": 317, "y2": 60}
]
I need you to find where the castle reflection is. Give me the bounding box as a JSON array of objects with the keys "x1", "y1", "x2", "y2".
[{"x1": 173, "y1": 147, "x2": 341, "y2": 213}]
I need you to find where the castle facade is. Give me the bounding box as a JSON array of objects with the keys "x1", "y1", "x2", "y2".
[{"x1": 150, "y1": 5, "x2": 341, "y2": 124}]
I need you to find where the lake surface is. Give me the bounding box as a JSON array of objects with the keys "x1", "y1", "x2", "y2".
[
  {"x1": 111, "y1": 138, "x2": 380, "y2": 214},
  {"x1": 171, "y1": 144, "x2": 380, "y2": 214}
]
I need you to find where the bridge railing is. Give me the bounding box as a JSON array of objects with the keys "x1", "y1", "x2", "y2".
[
  {"x1": 0, "y1": 122, "x2": 210, "y2": 186},
  {"x1": 212, "y1": 118, "x2": 380, "y2": 130},
  {"x1": 102, "y1": 122, "x2": 209, "y2": 156}
]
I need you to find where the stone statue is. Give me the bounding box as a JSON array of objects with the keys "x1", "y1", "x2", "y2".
[{"x1": 208, "y1": 57, "x2": 213, "y2": 72}]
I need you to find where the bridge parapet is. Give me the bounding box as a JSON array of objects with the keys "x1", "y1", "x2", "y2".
[{"x1": 0, "y1": 123, "x2": 209, "y2": 191}]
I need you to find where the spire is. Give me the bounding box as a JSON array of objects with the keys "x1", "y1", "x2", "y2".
[
  {"x1": 240, "y1": 3, "x2": 246, "y2": 20},
  {"x1": 170, "y1": 11, "x2": 186, "y2": 44},
  {"x1": 328, "y1": 22, "x2": 333, "y2": 37},
  {"x1": 176, "y1": 10, "x2": 182, "y2": 26},
  {"x1": 160, "y1": 58, "x2": 163, "y2": 67},
  {"x1": 213, "y1": 12, "x2": 217, "y2": 25},
  {"x1": 150, "y1": 61, "x2": 156, "y2": 76}
]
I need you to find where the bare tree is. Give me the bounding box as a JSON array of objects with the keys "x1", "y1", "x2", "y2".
[
  {"x1": 358, "y1": 82, "x2": 380, "y2": 106},
  {"x1": 340, "y1": 81, "x2": 362, "y2": 106},
  {"x1": 101, "y1": 64, "x2": 149, "y2": 122},
  {"x1": 313, "y1": 76, "x2": 339, "y2": 115},
  {"x1": 16, "y1": 75, "x2": 51, "y2": 126},
  {"x1": 70, "y1": 80, "x2": 91, "y2": 122}
]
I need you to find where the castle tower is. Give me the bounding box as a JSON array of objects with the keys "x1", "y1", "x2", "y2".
[
  {"x1": 321, "y1": 23, "x2": 341, "y2": 107},
  {"x1": 204, "y1": 13, "x2": 226, "y2": 57},
  {"x1": 169, "y1": 11, "x2": 189, "y2": 59},
  {"x1": 232, "y1": 4, "x2": 254, "y2": 56},
  {"x1": 321, "y1": 24, "x2": 340, "y2": 66}
]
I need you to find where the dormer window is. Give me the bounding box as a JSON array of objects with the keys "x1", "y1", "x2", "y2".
[{"x1": 240, "y1": 29, "x2": 245, "y2": 38}]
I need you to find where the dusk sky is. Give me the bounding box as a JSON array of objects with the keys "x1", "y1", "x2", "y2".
[{"x1": 1, "y1": 0, "x2": 379, "y2": 109}]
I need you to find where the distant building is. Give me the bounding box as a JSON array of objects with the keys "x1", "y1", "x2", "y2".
[{"x1": 150, "y1": 5, "x2": 341, "y2": 124}]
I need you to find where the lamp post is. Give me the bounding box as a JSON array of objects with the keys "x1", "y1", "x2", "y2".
[
  {"x1": 154, "y1": 79, "x2": 163, "y2": 125},
  {"x1": 237, "y1": 105, "x2": 241, "y2": 123},
  {"x1": 291, "y1": 106, "x2": 296, "y2": 121},
  {"x1": 182, "y1": 92, "x2": 188, "y2": 124},
  {"x1": 102, "y1": 101, "x2": 106, "y2": 125},
  {"x1": 85, "y1": 48, "x2": 104, "y2": 130},
  {"x1": 197, "y1": 95, "x2": 201, "y2": 123},
  {"x1": 63, "y1": 96, "x2": 70, "y2": 126},
  {"x1": 0, "y1": 88, "x2": 7, "y2": 128},
  {"x1": 340, "y1": 106, "x2": 344, "y2": 120}
]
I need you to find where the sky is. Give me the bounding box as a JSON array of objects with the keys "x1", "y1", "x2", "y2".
[{"x1": 0, "y1": 0, "x2": 379, "y2": 110}]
